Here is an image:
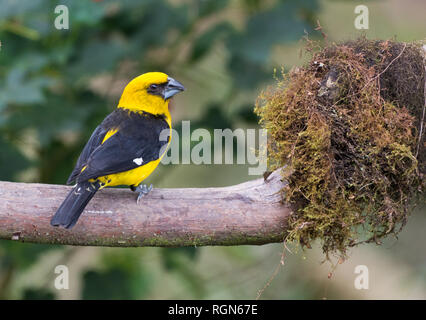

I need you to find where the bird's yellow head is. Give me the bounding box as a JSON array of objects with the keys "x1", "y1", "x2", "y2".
[{"x1": 118, "y1": 72, "x2": 185, "y2": 116}]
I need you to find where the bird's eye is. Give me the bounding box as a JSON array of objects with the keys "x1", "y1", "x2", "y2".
[{"x1": 149, "y1": 84, "x2": 158, "y2": 90}]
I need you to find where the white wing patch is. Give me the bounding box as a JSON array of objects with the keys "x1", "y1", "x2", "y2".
[{"x1": 133, "y1": 157, "x2": 143, "y2": 166}]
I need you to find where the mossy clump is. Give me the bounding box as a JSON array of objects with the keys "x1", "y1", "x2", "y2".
[{"x1": 255, "y1": 38, "x2": 425, "y2": 258}]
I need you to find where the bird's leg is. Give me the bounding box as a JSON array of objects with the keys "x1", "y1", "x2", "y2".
[{"x1": 133, "y1": 183, "x2": 153, "y2": 204}]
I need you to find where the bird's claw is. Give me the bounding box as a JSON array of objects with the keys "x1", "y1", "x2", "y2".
[{"x1": 135, "y1": 184, "x2": 153, "y2": 204}]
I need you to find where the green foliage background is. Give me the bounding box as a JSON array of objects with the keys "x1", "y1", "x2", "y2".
[{"x1": 0, "y1": 0, "x2": 425, "y2": 299}]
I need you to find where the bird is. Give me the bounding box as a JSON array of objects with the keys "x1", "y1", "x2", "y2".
[{"x1": 50, "y1": 72, "x2": 185, "y2": 229}]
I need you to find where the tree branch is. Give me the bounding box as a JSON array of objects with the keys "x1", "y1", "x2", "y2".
[{"x1": 0, "y1": 170, "x2": 290, "y2": 247}]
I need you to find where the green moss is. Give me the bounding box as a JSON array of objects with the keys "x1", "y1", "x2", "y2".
[{"x1": 255, "y1": 38, "x2": 425, "y2": 259}]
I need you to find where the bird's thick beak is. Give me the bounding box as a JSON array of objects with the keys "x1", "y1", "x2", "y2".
[{"x1": 164, "y1": 77, "x2": 185, "y2": 100}]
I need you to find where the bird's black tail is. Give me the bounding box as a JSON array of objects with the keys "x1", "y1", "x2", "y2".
[{"x1": 51, "y1": 181, "x2": 100, "y2": 229}]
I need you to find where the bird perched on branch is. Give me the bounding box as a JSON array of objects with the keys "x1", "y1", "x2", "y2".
[{"x1": 50, "y1": 72, "x2": 185, "y2": 229}]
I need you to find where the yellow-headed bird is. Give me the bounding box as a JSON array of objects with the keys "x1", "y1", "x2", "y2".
[{"x1": 51, "y1": 72, "x2": 184, "y2": 229}]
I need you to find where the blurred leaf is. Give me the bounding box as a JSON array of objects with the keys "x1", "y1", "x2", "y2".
[
  {"x1": 0, "y1": 69, "x2": 52, "y2": 110},
  {"x1": 13, "y1": 52, "x2": 49, "y2": 72},
  {"x1": 160, "y1": 247, "x2": 204, "y2": 297},
  {"x1": 0, "y1": 0, "x2": 47, "y2": 20},
  {"x1": 22, "y1": 288, "x2": 55, "y2": 300},
  {"x1": 161, "y1": 247, "x2": 198, "y2": 271},
  {"x1": 197, "y1": 0, "x2": 229, "y2": 17},
  {"x1": 82, "y1": 269, "x2": 134, "y2": 299},
  {"x1": 226, "y1": 0, "x2": 318, "y2": 89},
  {"x1": 63, "y1": 0, "x2": 107, "y2": 26},
  {"x1": 0, "y1": 136, "x2": 31, "y2": 181},
  {"x1": 130, "y1": 0, "x2": 190, "y2": 47},
  {"x1": 101, "y1": 249, "x2": 140, "y2": 273},
  {"x1": 7, "y1": 91, "x2": 105, "y2": 147},
  {"x1": 196, "y1": 104, "x2": 234, "y2": 129},
  {"x1": 82, "y1": 262, "x2": 150, "y2": 300},
  {"x1": 227, "y1": 2, "x2": 313, "y2": 64},
  {"x1": 190, "y1": 22, "x2": 233, "y2": 62},
  {"x1": 94, "y1": 249, "x2": 151, "y2": 298},
  {"x1": 234, "y1": 103, "x2": 259, "y2": 123},
  {"x1": 227, "y1": 55, "x2": 270, "y2": 89},
  {"x1": 242, "y1": 0, "x2": 262, "y2": 12},
  {"x1": 0, "y1": 241, "x2": 58, "y2": 270},
  {"x1": 69, "y1": 38, "x2": 126, "y2": 78}
]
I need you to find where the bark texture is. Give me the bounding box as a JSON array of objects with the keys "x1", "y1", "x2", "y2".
[{"x1": 0, "y1": 170, "x2": 290, "y2": 247}]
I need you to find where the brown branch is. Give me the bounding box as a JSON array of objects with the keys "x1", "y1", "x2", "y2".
[{"x1": 0, "y1": 170, "x2": 290, "y2": 247}]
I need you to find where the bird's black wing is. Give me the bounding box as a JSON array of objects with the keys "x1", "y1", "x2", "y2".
[
  {"x1": 67, "y1": 109, "x2": 136, "y2": 184},
  {"x1": 66, "y1": 125, "x2": 108, "y2": 184},
  {"x1": 75, "y1": 111, "x2": 170, "y2": 184}
]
